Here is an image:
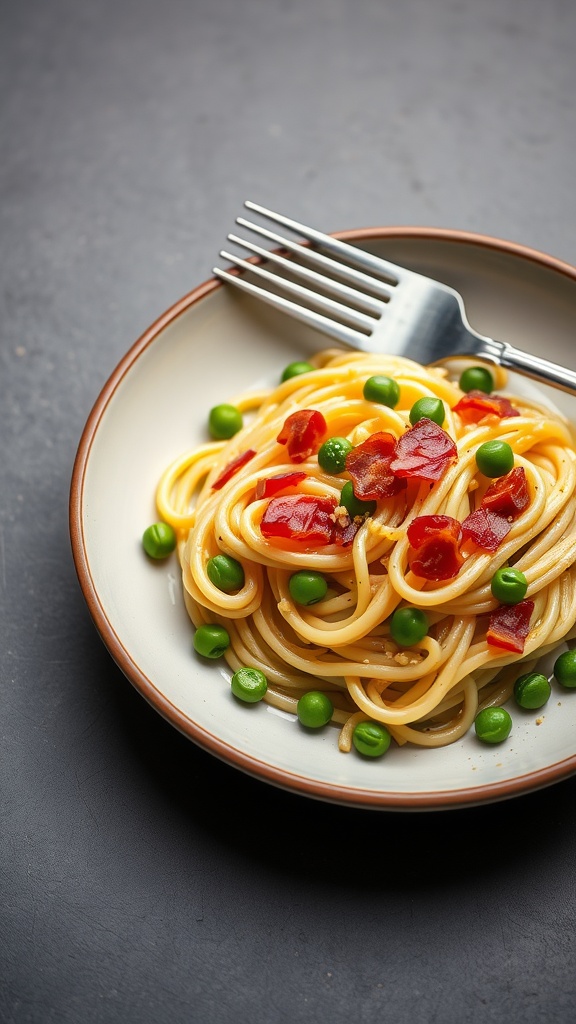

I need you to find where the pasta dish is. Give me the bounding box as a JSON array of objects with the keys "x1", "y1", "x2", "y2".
[{"x1": 152, "y1": 349, "x2": 576, "y2": 755}]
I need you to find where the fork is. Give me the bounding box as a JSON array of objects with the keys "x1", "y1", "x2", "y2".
[{"x1": 213, "y1": 201, "x2": 576, "y2": 397}]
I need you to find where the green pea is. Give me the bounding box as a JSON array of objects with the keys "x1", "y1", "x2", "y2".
[
  {"x1": 340, "y1": 480, "x2": 377, "y2": 519},
  {"x1": 363, "y1": 375, "x2": 400, "y2": 408},
  {"x1": 352, "y1": 720, "x2": 392, "y2": 758},
  {"x1": 231, "y1": 667, "x2": 268, "y2": 703},
  {"x1": 297, "y1": 691, "x2": 333, "y2": 728},
  {"x1": 288, "y1": 570, "x2": 328, "y2": 606},
  {"x1": 459, "y1": 366, "x2": 494, "y2": 394},
  {"x1": 207, "y1": 554, "x2": 245, "y2": 592},
  {"x1": 193, "y1": 623, "x2": 231, "y2": 659},
  {"x1": 318, "y1": 436, "x2": 353, "y2": 474},
  {"x1": 513, "y1": 672, "x2": 551, "y2": 710},
  {"x1": 208, "y1": 403, "x2": 243, "y2": 439},
  {"x1": 390, "y1": 606, "x2": 429, "y2": 647},
  {"x1": 142, "y1": 521, "x2": 177, "y2": 559},
  {"x1": 474, "y1": 707, "x2": 513, "y2": 744},
  {"x1": 553, "y1": 649, "x2": 576, "y2": 689},
  {"x1": 409, "y1": 397, "x2": 445, "y2": 427},
  {"x1": 475, "y1": 440, "x2": 514, "y2": 478},
  {"x1": 281, "y1": 361, "x2": 315, "y2": 382},
  {"x1": 491, "y1": 566, "x2": 528, "y2": 605}
]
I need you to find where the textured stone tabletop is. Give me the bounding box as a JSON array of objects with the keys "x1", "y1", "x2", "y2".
[{"x1": 2, "y1": 2, "x2": 576, "y2": 1022}]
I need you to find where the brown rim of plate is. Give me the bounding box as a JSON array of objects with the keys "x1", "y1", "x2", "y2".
[{"x1": 69, "y1": 225, "x2": 576, "y2": 811}]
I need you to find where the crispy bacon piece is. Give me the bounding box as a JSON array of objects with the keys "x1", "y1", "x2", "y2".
[
  {"x1": 460, "y1": 467, "x2": 529, "y2": 551},
  {"x1": 452, "y1": 390, "x2": 520, "y2": 424},
  {"x1": 332, "y1": 514, "x2": 360, "y2": 548},
  {"x1": 481, "y1": 466, "x2": 529, "y2": 520},
  {"x1": 391, "y1": 419, "x2": 457, "y2": 482},
  {"x1": 345, "y1": 432, "x2": 406, "y2": 500},
  {"x1": 277, "y1": 409, "x2": 327, "y2": 463},
  {"x1": 486, "y1": 600, "x2": 534, "y2": 654},
  {"x1": 407, "y1": 514, "x2": 461, "y2": 549},
  {"x1": 260, "y1": 494, "x2": 337, "y2": 546},
  {"x1": 255, "y1": 471, "x2": 307, "y2": 499},
  {"x1": 260, "y1": 493, "x2": 360, "y2": 547},
  {"x1": 461, "y1": 507, "x2": 512, "y2": 552},
  {"x1": 407, "y1": 514, "x2": 464, "y2": 581},
  {"x1": 212, "y1": 449, "x2": 256, "y2": 490},
  {"x1": 409, "y1": 537, "x2": 464, "y2": 581}
]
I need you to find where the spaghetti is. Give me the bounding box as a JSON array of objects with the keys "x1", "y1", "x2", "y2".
[{"x1": 155, "y1": 349, "x2": 576, "y2": 752}]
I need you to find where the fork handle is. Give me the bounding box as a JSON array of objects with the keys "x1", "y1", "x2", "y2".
[{"x1": 476, "y1": 338, "x2": 576, "y2": 397}]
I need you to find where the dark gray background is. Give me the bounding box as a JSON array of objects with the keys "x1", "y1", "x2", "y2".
[{"x1": 2, "y1": 1, "x2": 576, "y2": 1022}]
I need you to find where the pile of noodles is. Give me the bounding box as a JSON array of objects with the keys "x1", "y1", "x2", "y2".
[{"x1": 155, "y1": 349, "x2": 576, "y2": 751}]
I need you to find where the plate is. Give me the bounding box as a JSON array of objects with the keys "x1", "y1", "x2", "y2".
[{"x1": 70, "y1": 226, "x2": 576, "y2": 810}]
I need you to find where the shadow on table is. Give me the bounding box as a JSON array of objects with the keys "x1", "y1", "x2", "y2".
[{"x1": 96, "y1": 633, "x2": 576, "y2": 896}]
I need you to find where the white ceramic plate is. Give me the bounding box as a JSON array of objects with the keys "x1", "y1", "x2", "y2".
[{"x1": 70, "y1": 226, "x2": 576, "y2": 810}]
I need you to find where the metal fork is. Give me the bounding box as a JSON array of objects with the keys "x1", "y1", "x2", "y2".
[{"x1": 213, "y1": 201, "x2": 576, "y2": 397}]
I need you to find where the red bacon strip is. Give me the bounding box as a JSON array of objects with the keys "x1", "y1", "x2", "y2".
[
  {"x1": 331, "y1": 514, "x2": 360, "y2": 548},
  {"x1": 255, "y1": 471, "x2": 307, "y2": 499},
  {"x1": 391, "y1": 419, "x2": 457, "y2": 482},
  {"x1": 407, "y1": 515, "x2": 464, "y2": 581},
  {"x1": 452, "y1": 390, "x2": 520, "y2": 424},
  {"x1": 486, "y1": 600, "x2": 534, "y2": 654},
  {"x1": 212, "y1": 449, "x2": 256, "y2": 490},
  {"x1": 460, "y1": 467, "x2": 530, "y2": 552},
  {"x1": 260, "y1": 494, "x2": 337, "y2": 546},
  {"x1": 345, "y1": 432, "x2": 406, "y2": 500},
  {"x1": 277, "y1": 409, "x2": 327, "y2": 463},
  {"x1": 260, "y1": 493, "x2": 360, "y2": 548},
  {"x1": 481, "y1": 466, "x2": 529, "y2": 519},
  {"x1": 461, "y1": 507, "x2": 512, "y2": 552}
]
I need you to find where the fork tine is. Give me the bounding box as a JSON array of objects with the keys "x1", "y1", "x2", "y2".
[
  {"x1": 244, "y1": 201, "x2": 410, "y2": 284},
  {"x1": 226, "y1": 232, "x2": 386, "y2": 316},
  {"x1": 236, "y1": 216, "x2": 395, "y2": 301},
  {"x1": 218, "y1": 250, "x2": 377, "y2": 333},
  {"x1": 212, "y1": 265, "x2": 372, "y2": 349},
  {"x1": 215, "y1": 203, "x2": 576, "y2": 398}
]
